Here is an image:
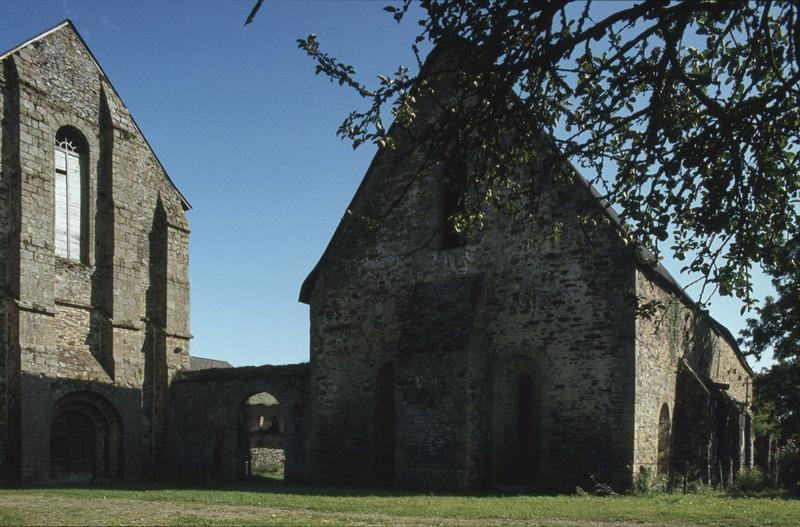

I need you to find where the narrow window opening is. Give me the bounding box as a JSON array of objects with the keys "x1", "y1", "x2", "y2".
[
  {"x1": 54, "y1": 127, "x2": 87, "y2": 262},
  {"x1": 441, "y1": 159, "x2": 467, "y2": 249}
]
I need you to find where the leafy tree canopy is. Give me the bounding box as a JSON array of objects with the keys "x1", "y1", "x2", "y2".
[
  {"x1": 248, "y1": 1, "x2": 800, "y2": 370},
  {"x1": 257, "y1": 0, "x2": 799, "y2": 311},
  {"x1": 742, "y1": 234, "x2": 799, "y2": 440}
]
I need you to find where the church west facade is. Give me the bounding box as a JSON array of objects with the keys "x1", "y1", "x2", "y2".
[{"x1": 0, "y1": 21, "x2": 191, "y2": 482}]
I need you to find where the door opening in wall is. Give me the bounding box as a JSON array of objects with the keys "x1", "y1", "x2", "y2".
[
  {"x1": 494, "y1": 368, "x2": 538, "y2": 487},
  {"x1": 49, "y1": 410, "x2": 96, "y2": 483},
  {"x1": 503, "y1": 373, "x2": 537, "y2": 485},
  {"x1": 48, "y1": 391, "x2": 123, "y2": 482},
  {"x1": 238, "y1": 392, "x2": 284, "y2": 481},
  {"x1": 516, "y1": 374, "x2": 536, "y2": 482},
  {"x1": 374, "y1": 362, "x2": 396, "y2": 483}
]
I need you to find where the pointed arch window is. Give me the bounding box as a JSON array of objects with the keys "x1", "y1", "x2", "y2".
[{"x1": 54, "y1": 127, "x2": 87, "y2": 261}]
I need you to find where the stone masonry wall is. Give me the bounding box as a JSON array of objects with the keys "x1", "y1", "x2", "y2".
[
  {"x1": 0, "y1": 50, "x2": 22, "y2": 482},
  {"x1": 308, "y1": 167, "x2": 638, "y2": 491},
  {"x1": 250, "y1": 448, "x2": 285, "y2": 472},
  {"x1": 0, "y1": 23, "x2": 190, "y2": 481},
  {"x1": 633, "y1": 269, "x2": 753, "y2": 477},
  {"x1": 168, "y1": 364, "x2": 308, "y2": 483},
  {"x1": 0, "y1": 56, "x2": 9, "y2": 480},
  {"x1": 304, "y1": 48, "x2": 638, "y2": 490}
]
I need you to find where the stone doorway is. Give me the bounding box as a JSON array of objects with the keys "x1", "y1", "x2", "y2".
[
  {"x1": 515, "y1": 374, "x2": 536, "y2": 482},
  {"x1": 50, "y1": 410, "x2": 95, "y2": 482},
  {"x1": 491, "y1": 359, "x2": 539, "y2": 487},
  {"x1": 48, "y1": 391, "x2": 123, "y2": 483},
  {"x1": 374, "y1": 362, "x2": 395, "y2": 483},
  {"x1": 238, "y1": 392, "x2": 284, "y2": 480}
]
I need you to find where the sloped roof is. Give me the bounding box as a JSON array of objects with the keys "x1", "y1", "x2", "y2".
[
  {"x1": 298, "y1": 40, "x2": 461, "y2": 305},
  {"x1": 189, "y1": 356, "x2": 232, "y2": 371},
  {"x1": 0, "y1": 19, "x2": 191, "y2": 210},
  {"x1": 298, "y1": 39, "x2": 754, "y2": 378},
  {"x1": 574, "y1": 171, "x2": 754, "y2": 377}
]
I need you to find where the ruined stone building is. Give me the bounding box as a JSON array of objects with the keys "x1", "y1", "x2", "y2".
[
  {"x1": 171, "y1": 41, "x2": 755, "y2": 492},
  {"x1": 287, "y1": 43, "x2": 755, "y2": 491},
  {"x1": 1, "y1": 22, "x2": 755, "y2": 491},
  {"x1": 0, "y1": 21, "x2": 191, "y2": 482}
]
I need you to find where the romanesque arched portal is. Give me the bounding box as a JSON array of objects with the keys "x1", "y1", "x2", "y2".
[{"x1": 48, "y1": 391, "x2": 123, "y2": 482}]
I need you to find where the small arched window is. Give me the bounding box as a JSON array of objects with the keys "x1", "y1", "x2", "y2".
[{"x1": 54, "y1": 127, "x2": 87, "y2": 261}]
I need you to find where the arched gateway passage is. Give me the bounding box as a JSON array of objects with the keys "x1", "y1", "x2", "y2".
[
  {"x1": 48, "y1": 391, "x2": 123, "y2": 483},
  {"x1": 169, "y1": 363, "x2": 308, "y2": 482},
  {"x1": 238, "y1": 392, "x2": 284, "y2": 480}
]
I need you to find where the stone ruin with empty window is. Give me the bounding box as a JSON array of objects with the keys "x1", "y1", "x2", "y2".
[{"x1": 0, "y1": 22, "x2": 755, "y2": 491}]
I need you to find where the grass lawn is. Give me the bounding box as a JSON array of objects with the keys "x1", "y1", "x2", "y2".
[{"x1": 0, "y1": 479, "x2": 798, "y2": 526}]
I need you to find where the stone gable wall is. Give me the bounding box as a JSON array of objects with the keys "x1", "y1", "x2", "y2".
[
  {"x1": 307, "y1": 110, "x2": 638, "y2": 490},
  {"x1": 0, "y1": 25, "x2": 190, "y2": 481}
]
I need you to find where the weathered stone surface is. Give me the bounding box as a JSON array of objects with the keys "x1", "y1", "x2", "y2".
[
  {"x1": 250, "y1": 448, "x2": 284, "y2": 472},
  {"x1": 167, "y1": 363, "x2": 308, "y2": 483},
  {"x1": 0, "y1": 21, "x2": 190, "y2": 482},
  {"x1": 633, "y1": 270, "x2": 754, "y2": 481},
  {"x1": 297, "y1": 42, "x2": 755, "y2": 492},
  {"x1": 0, "y1": 22, "x2": 754, "y2": 493}
]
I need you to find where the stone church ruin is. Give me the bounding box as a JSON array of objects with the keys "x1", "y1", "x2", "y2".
[{"x1": 1, "y1": 21, "x2": 755, "y2": 491}]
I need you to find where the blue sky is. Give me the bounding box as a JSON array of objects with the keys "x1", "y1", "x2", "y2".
[{"x1": 1, "y1": 1, "x2": 773, "y2": 370}]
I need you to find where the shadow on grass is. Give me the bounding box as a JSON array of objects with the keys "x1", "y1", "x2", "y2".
[
  {"x1": 5, "y1": 477, "x2": 431, "y2": 498},
  {"x1": 6, "y1": 477, "x2": 799, "y2": 501}
]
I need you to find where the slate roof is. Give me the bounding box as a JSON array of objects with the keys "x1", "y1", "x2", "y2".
[{"x1": 189, "y1": 356, "x2": 233, "y2": 371}]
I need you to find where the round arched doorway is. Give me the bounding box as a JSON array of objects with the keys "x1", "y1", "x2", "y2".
[
  {"x1": 48, "y1": 391, "x2": 123, "y2": 483},
  {"x1": 238, "y1": 392, "x2": 284, "y2": 480}
]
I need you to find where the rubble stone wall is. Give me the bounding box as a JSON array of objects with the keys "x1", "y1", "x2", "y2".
[
  {"x1": 633, "y1": 270, "x2": 753, "y2": 478},
  {"x1": 168, "y1": 363, "x2": 309, "y2": 483},
  {"x1": 250, "y1": 448, "x2": 284, "y2": 472},
  {"x1": 304, "y1": 68, "x2": 639, "y2": 490},
  {"x1": 0, "y1": 24, "x2": 190, "y2": 482}
]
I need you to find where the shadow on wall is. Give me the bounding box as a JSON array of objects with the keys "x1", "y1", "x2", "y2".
[
  {"x1": 240, "y1": 392, "x2": 284, "y2": 480},
  {"x1": 490, "y1": 354, "x2": 540, "y2": 488},
  {"x1": 166, "y1": 363, "x2": 309, "y2": 484},
  {"x1": 12, "y1": 375, "x2": 148, "y2": 483},
  {"x1": 670, "y1": 361, "x2": 752, "y2": 486}
]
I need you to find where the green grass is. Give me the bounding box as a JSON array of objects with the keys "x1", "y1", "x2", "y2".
[{"x1": 0, "y1": 479, "x2": 798, "y2": 526}]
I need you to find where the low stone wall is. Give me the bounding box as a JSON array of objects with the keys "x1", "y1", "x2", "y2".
[
  {"x1": 167, "y1": 363, "x2": 309, "y2": 482},
  {"x1": 250, "y1": 448, "x2": 284, "y2": 472}
]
